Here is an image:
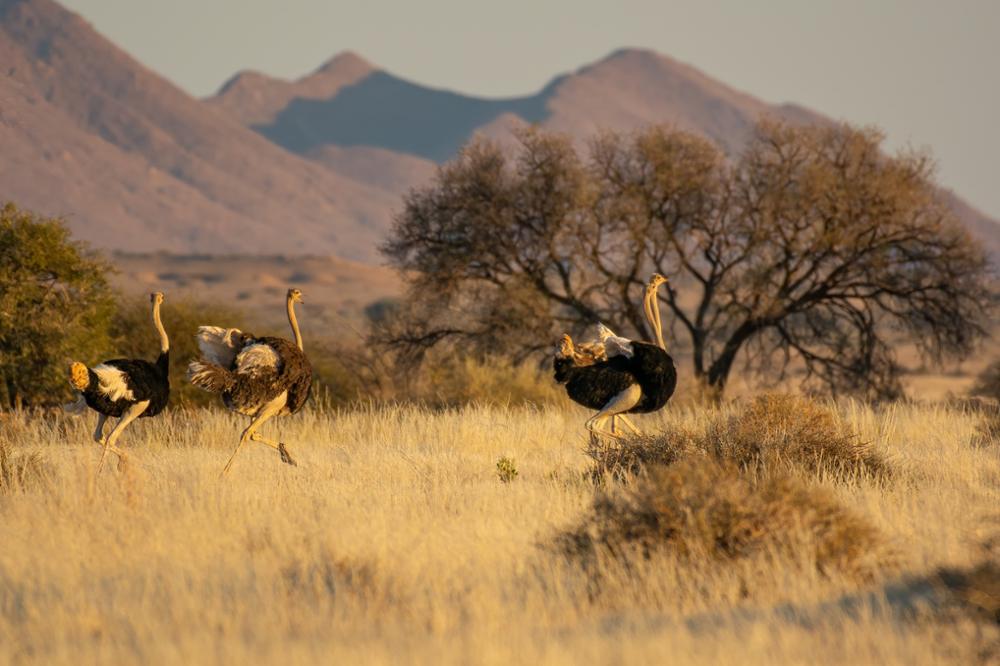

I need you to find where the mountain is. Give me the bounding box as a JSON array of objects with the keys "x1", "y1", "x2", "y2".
[
  {"x1": 219, "y1": 47, "x2": 823, "y2": 163},
  {"x1": 3, "y1": 0, "x2": 998, "y2": 261},
  {"x1": 0, "y1": 0, "x2": 398, "y2": 260},
  {"x1": 207, "y1": 51, "x2": 376, "y2": 126},
  {"x1": 213, "y1": 46, "x2": 1000, "y2": 257}
]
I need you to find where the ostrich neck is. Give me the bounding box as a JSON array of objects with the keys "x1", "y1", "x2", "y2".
[
  {"x1": 646, "y1": 284, "x2": 666, "y2": 352},
  {"x1": 152, "y1": 301, "x2": 169, "y2": 353},
  {"x1": 287, "y1": 299, "x2": 303, "y2": 350},
  {"x1": 652, "y1": 295, "x2": 666, "y2": 351}
]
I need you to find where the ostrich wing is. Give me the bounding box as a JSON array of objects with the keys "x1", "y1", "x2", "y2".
[
  {"x1": 91, "y1": 363, "x2": 136, "y2": 401},
  {"x1": 234, "y1": 343, "x2": 283, "y2": 376},
  {"x1": 596, "y1": 323, "x2": 634, "y2": 359},
  {"x1": 195, "y1": 326, "x2": 246, "y2": 368}
]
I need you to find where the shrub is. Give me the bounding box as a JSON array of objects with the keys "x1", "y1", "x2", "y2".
[
  {"x1": 586, "y1": 394, "x2": 891, "y2": 482},
  {"x1": 0, "y1": 203, "x2": 115, "y2": 408},
  {"x1": 712, "y1": 394, "x2": 890, "y2": 479},
  {"x1": 496, "y1": 457, "x2": 519, "y2": 483},
  {"x1": 558, "y1": 457, "x2": 893, "y2": 584}
]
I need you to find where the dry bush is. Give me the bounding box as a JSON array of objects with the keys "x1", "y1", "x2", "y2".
[
  {"x1": 587, "y1": 394, "x2": 891, "y2": 482},
  {"x1": 585, "y1": 428, "x2": 697, "y2": 482},
  {"x1": 713, "y1": 394, "x2": 891, "y2": 479},
  {"x1": 558, "y1": 457, "x2": 894, "y2": 585},
  {"x1": 0, "y1": 438, "x2": 52, "y2": 494}
]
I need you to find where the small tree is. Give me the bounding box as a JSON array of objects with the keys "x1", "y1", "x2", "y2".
[
  {"x1": 382, "y1": 122, "x2": 993, "y2": 398},
  {"x1": 0, "y1": 203, "x2": 115, "y2": 408}
]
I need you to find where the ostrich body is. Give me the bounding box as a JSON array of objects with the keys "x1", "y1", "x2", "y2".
[
  {"x1": 554, "y1": 274, "x2": 677, "y2": 438},
  {"x1": 188, "y1": 288, "x2": 312, "y2": 475},
  {"x1": 68, "y1": 292, "x2": 170, "y2": 470}
]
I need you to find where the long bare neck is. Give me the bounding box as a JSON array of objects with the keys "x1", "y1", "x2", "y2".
[
  {"x1": 152, "y1": 301, "x2": 169, "y2": 353},
  {"x1": 287, "y1": 298, "x2": 303, "y2": 350},
  {"x1": 645, "y1": 285, "x2": 667, "y2": 351}
]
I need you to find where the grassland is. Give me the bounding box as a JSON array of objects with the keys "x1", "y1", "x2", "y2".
[{"x1": 0, "y1": 398, "x2": 998, "y2": 664}]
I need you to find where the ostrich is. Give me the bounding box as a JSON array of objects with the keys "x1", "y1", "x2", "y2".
[
  {"x1": 67, "y1": 292, "x2": 170, "y2": 470},
  {"x1": 554, "y1": 274, "x2": 677, "y2": 439},
  {"x1": 187, "y1": 288, "x2": 312, "y2": 475}
]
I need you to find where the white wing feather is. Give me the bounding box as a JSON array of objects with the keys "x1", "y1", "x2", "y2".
[
  {"x1": 195, "y1": 326, "x2": 244, "y2": 367},
  {"x1": 235, "y1": 343, "x2": 282, "y2": 375},
  {"x1": 92, "y1": 364, "x2": 136, "y2": 401},
  {"x1": 595, "y1": 323, "x2": 634, "y2": 359}
]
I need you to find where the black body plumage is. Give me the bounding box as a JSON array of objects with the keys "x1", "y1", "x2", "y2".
[
  {"x1": 79, "y1": 352, "x2": 170, "y2": 418},
  {"x1": 554, "y1": 342, "x2": 676, "y2": 413}
]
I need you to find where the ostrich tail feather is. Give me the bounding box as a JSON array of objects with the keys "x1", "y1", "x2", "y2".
[{"x1": 187, "y1": 361, "x2": 235, "y2": 394}]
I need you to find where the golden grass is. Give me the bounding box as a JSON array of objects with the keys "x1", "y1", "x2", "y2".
[{"x1": 0, "y1": 399, "x2": 996, "y2": 664}]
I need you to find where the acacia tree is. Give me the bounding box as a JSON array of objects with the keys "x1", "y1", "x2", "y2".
[
  {"x1": 381, "y1": 122, "x2": 993, "y2": 398},
  {"x1": 0, "y1": 203, "x2": 115, "y2": 408}
]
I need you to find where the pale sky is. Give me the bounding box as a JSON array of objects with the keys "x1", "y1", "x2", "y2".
[{"x1": 60, "y1": 0, "x2": 1000, "y2": 220}]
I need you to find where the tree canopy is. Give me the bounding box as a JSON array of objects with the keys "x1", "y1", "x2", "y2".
[{"x1": 0, "y1": 203, "x2": 115, "y2": 408}]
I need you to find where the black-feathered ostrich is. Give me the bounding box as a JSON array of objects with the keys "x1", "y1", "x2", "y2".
[
  {"x1": 67, "y1": 292, "x2": 170, "y2": 470},
  {"x1": 554, "y1": 274, "x2": 677, "y2": 438},
  {"x1": 188, "y1": 288, "x2": 312, "y2": 475}
]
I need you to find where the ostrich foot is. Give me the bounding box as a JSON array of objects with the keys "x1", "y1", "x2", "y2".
[
  {"x1": 278, "y1": 443, "x2": 297, "y2": 466},
  {"x1": 116, "y1": 453, "x2": 129, "y2": 473}
]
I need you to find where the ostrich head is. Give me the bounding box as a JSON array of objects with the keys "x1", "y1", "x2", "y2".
[{"x1": 287, "y1": 288, "x2": 304, "y2": 304}]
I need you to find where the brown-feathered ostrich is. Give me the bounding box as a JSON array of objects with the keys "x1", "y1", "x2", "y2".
[
  {"x1": 553, "y1": 274, "x2": 677, "y2": 439},
  {"x1": 67, "y1": 292, "x2": 170, "y2": 471},
  {"x1": 188, "y1": 288, "x2": 312, "y2": 475}
]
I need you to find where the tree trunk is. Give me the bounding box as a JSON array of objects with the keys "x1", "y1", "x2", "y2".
[{"x1": 703, "y1": 320, "x2": 761, "y2": 398}]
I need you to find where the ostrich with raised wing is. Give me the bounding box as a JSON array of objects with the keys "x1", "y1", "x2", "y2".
[
  {"x1": 554, "y1": 274, "x2": 677, "y2": 438},
  {"x1": 188, "y1": 288, "x2": 312, "y2": 475}
]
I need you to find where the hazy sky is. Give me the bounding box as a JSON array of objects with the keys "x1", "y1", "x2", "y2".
[{"x1": 60, "y1": 0, "x2": 999, "y2": 219}]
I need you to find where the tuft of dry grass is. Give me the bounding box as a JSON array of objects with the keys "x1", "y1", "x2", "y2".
[
  {"x1": 558, "y1": 458, "x2": 894, "y2": 586},
  {"x1": 587, "y1": 394, "x2": 891, "y2": 482},
  {"x1": 0, "y1": 437, "x2": 53, "y2": 494}
]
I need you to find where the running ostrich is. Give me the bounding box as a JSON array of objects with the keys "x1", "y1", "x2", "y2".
[
  {"x1": 554, "y1": 274, "x2": 677, "y2": 438},
  {"x1": 67, "y1": 292, "x2": 170, "y2": 470},
  {"x1": 187, "y1": 288, "x2": 312, "y2": 475}
]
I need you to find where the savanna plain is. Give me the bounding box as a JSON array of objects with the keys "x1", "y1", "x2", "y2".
[{"x1": 1, "y1": 393, "x2": 998, "y2": 665}]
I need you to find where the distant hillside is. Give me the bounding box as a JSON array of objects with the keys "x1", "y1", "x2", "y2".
[
  {"x1": 0, "y1": 0, "x2": 397, "y2": 261},
  {"x1": 3, "y1": 0, "x2": 998, "y2": 261}
]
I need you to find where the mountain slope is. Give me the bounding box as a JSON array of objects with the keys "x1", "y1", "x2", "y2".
[
  {"x1": 208, "y1": 51, "x2": 375, "y2": 126},
  {"x1": 212, "y1": 47, "x2": 1000, "y2": 257},
  {"x1": 0, "y1": 0, "x2": 398, "y2": 260}
]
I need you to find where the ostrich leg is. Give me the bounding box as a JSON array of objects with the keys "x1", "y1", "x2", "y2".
[
  {"x1": 92, "y1": 413, "x2": 127, "y2": 464},
  {"x1": 618, "y1": 415, "x2": 642, "y2": 435},
  {"x1": 586, "y1": 385, "x2": 642, "y2": 441},
  {"x1": 221, "y1": 398, "x2": 285, "y2": 477},
  {"x1": 98, "y1": 400, "x2": 150, "y2": 473},
  {"x1": 92, "y1": 414, "x2": 108, "y2": 443},
  {"x1": 250, "y1": 432, "x2": 297, "y2": 466}
]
